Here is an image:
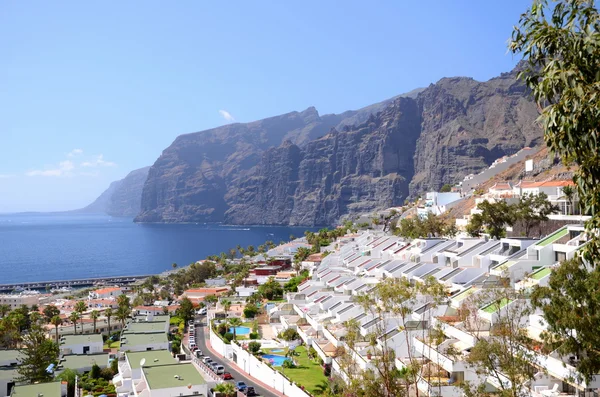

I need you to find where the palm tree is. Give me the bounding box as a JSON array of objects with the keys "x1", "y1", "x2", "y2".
[
  {"x1": 69, "y1": 312, "x2": 80, "y2": 334},
  {"x1": 116, "y1": 306, "x2": 129, "y2": 328},
  {"x1": 562, "y1": 185, "x2": 576, "y2": 215},
  {"x1": 105, "y1": 307, "x2": 113, "y2": 333},
  {"x1": 0, "y1": 304, "x2": 10, "y2": 318},
  {"x1": 90, "y1": 310, "x2": 99, "y2": 333},
  {"x1": 74, "y1": 300, "x2": 87, "y2": 315},
  {"x1": 222, "y1": 300, "x2": 231, "y2": 317},
  {"x1": 214, "y1": 382, "x2": 236, "y2": 397},
  {"x1": 228, "y1": 317, "x2": 243, "y2": 340},
  {"x1": 51, "y1": 315, "x2": 62, "y2": 342},
  {"x1": 313, "y1": 380, "x2": 331, "y2": 396}
]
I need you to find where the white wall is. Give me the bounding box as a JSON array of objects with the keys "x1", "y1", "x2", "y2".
[{"x1": 61, "y1": 341, "x2": 103, "y2": 355}]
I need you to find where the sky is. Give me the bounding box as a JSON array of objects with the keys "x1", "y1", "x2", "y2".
[{"x1": 0, "y1": 0, "x2": 532, "y2": 213}]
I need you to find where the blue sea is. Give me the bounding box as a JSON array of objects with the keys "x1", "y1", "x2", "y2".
[{"x1": 0, "y1": 213, "x2": 316, "y2": 284}]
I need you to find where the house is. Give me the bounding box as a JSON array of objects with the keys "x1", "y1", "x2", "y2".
[
  {"x1": 134, "y1": 305, "x2": 178, "y2": 316},
  {"x1": 0, "y1": 367, "x2": 18, "y2": 397},
  {"x1": 58, "y1": 353, "x2": 109, "y2": 373},
  {"x1": 59, "y1": 334, "x2": 104, "y2": 355},
  {"x1": 182, "y1": 287, "x2": 230, "y2": 301},
  {"x1": 89, "y1": 286, "x2": 123, "y2": 300},
  {"x1": 136, "y1": 363, "x2": 208, "y2": 397},
  {"x1": 417, "y1": 191, "x2": 462, "y2": 218},
  {"x1": 10, "y1": 382, "x2": 66, "y2": 397}
]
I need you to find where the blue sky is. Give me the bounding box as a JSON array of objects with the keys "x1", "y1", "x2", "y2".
[{"x1": 0, "y1": 1, "x2": 531, "y2": 212}]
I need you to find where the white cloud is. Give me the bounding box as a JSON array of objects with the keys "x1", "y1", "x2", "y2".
[
  {"x1": 81, "y1": 154, "x2": 117, "y2": 168},
  {"x1": 0, "y1": 174, "x2": 15, "y2": 179},
  {"x1": 219, "y1": 110, "x2": 235, "y2": 122},
  {"x1": 26, "y1": 160, "x2": 75, "y2": 177},
  {"x1": 67, "y1": 148, "x2": 84, "y2": 157}
]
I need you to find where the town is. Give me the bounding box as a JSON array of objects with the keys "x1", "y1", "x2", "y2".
[{"x1": 0, "y1": 147, "x2": 597, "y2": 397}]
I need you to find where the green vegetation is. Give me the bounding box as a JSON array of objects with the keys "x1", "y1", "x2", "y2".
[
  {"x1": 16, "y1": 324, "x2": 59, "y2": 384},
  {"x1": 440, "y1": 183, "x2": 453, "y2": 192},
  {"x1": 482, "y1": 298, "x2": 512, "y2": 314},
  {"x1": 278, "y1": 346, "x2": 328, "y2": 395},
  {"x1": 536, "y1": 228, "x2": 569, "y2": 247},
  {"x1": 284, "y1": 270, "x2": 310, "y2": 293},
  {"x1": 392, "y1": 212, "x2": 457, "y2": 239},
  {"x1": 258, "y1": 277, "x2": 283, "y2": 300},
  {"x1": 278, "y1": 328, "x2": 300, "y2": 341},
  {"x1": 530, "y1": 267, "x2": 551, "y2": 281}
]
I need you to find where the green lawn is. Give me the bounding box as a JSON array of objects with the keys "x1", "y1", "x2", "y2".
[
  {"x1": 537, "y1": 228, "x2": 569, "y2": 247},
  {"x1": 530, "y1": 267, "x2": 551, "y2": 280},
  {"x1": 268, "y1": 346, "x2": 327, "y2": 395}
]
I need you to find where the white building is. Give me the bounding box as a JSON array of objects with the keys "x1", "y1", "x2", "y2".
[
  {"x1": 88, "y1": 286, "x2": 123, "y2": 300},
  {"x1": 0, "y1": 293, "x2": 40, "y2": 310},
  {"x1": 59, "y1": 334, "x2": 104, "y2": 355},
  {"x1": 417, "y1": 191, "x2": 462, "y2": 218}
]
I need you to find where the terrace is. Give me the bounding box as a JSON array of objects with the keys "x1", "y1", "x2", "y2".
[{"x1": 537, "y1": 228, "x2": 569, "y2": 247}]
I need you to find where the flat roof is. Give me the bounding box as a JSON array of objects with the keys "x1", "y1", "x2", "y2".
[
  {"x1": 133, "y1": 315, "x2": 169, "y2": 323},
  {"x1": 60, "y1": 353, "x2": 108, "y2": 370},
  {"x1": 0, "y1": 367, "x2": 18, "y2": 380},
  {"x1": 121, "y1": 332, "x2": 168, "y2": 347},
  {"x1": 143, "y1": 363, "x2": 206, "y2": 389},
  {"x1": 0, "y1": 349, "x2": 20, "y2": 363},
  {"x1": 61, "y1": 334, "x2": 103, "y2": 345},
  {"x1": 127, "y1": 350, "x2": 176, "y2": 369},
  {"x1": 11, "y1": 382, "x2": 61, "y2": 396}
]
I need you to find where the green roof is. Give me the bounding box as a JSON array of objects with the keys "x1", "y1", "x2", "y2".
[
  {"x1": 120, "y1": 332, "x2": 168, "y2": 348},
  {"x1": 60, "y1": 353, "x2": 108, "y2": 370},
  {"x1": 451, "y1": 287, "x2": 475, "y2": 303},
  {"x1": 482, "y1": 298, "x2": 512, "y2": 314},
  {"x1": 61, "y1": 334, "x2": 103, "y2": 345},
  {"x1": 0, "y1": 349, "x2": 20, "y2": 364},
  {"x1": 537, "y1": 228, "x2": 569, "y2": 247},
  {"x1": 530, "y1": 267, "x2": 552, "y2": 280},
  {"x1": 143, "y1": 364, "x2": 206, "y2": 389},
  {"x1": 127, "y1": 350, "x2": 176, "y2": 369},
  {"x1": 11, "y1": 382, "x2": 62, "y2": 396},
  {"x1": 125, "y1": 321, "x2": 168, "y2": 333},
  {"x1": 495, "y1": 260, "x2": 517, "y2": 272},
  {"x1": 0, "y1": 367, "x2": 18, "y2": 381},
  {"x1": 133, "y1": 315, "x2": 169, "y2": 324}
]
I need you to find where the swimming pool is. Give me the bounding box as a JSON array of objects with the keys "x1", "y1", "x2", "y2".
[
  {"x1": 230, "y1": 326, "x2": 251, "y2": 335},
  {"x1": 262, "y1": 354, "x2": 288, "y2": 366},
  {"x1": 270, "y1": 349, "x2": 284, "y2": 353}
]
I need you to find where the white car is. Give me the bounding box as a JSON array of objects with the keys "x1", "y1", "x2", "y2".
[{"x1": 197, "y1": 308, "x2": 207, "y2": 315}]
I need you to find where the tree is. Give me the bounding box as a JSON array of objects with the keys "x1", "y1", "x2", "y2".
[
  {"x1": 511, "y1": 0, "x2": 600, "y2": 259},
  {"x1": 214, "y1": 382, "x2": 236, "y2": 397},
  {"x1": 561, "y1": 185, "x2": 576, "y2": 215},
  {"x1": 243, "y1": 303, "x2": 259, "y2": 319},
  {"x1": 116, "y1": 306, "x2": 129, "y2": 328},
  {"x1": 204, "y1": 294, "x2": 218, "y2": 307},
  {"x1": 74, "y1": 300, "x2": 87, "y2": 315},
  {"x1": 177, "y1": 297, "x2": 195, "y2": 323},
  {"x1": 69, "y1": 312, "x2": 80, "y2": 335},
  {"x1": 514, "y1": 193, "x2": 557, "y2": 237},
  {"x1": 222, "y1": 300, "x2": 231, "y2": 316},
  {"x1": 258, "y1": 277, "x2": 283, "y2": 300},
  {"x1": 90, "y1": 310, "x2": 100, "y2": 333},
  {"x1": 43, "y1": 305, "x2": 60, "y2": 323},
  {"x1": 17, "y1": 324, "x2": 59, "y2": 384},
  {"x1": 510, "y1": 1, "x2": 600, "y2": 380},
  {"x1": 467, "y1": 200, "x2": 515, "y2": 239},
  {"x1": 105, "y1": 307, "x2": 113, "y2": 333},
  {"x1": 248, "y1": 341, "x2": 261, "y2": 354},
  {"x1": 172, "y1": 262, "x2": 178, "y2": 270},
  {"x1": 51, "y1": 315, "x2": 62, "y2": 342},
  {"x1": 228, "y1": 317, "x2": 242, "y2": 340},
  {"x1": 58, "y1": 368, "x2": 79, "y2": 397},
  {"x1": 0, "y1": 304, "x2": 10, "y2": 318},
  {"x1": 440, "y1": 183, "x2": 452, "y2": 192},
  {"x1": 459, "y1": 288, "x2": 534, "y2": 397}
]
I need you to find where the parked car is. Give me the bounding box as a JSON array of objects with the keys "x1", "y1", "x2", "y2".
[
  {"x1": 203, "y1": 357, "x2": 213, "y2": 365},
  {"x1": 235, "y1": 381, "x2": 247, "y2": 391},
  {"x1": 242, "y1": 386, "x2": 256, "y2": 396},
  {"x1": 195, "y1": 350, "x2": 203, "y2": 358},
  {"x1": 197, "y1": 308, "x2": 207, "y2": 315},
  {"x1": 222, "y1": 372, "x2": 233, "y2": 380},
  {"x1": 214, "y1": 364, "x2": 225, "y2": 375}
]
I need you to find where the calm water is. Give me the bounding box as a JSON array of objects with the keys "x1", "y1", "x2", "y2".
[{"x1": 0, "y1": 213, "x2": 315, "y2": 284}]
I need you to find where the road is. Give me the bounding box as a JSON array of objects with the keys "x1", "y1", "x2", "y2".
[{"x1": 193, "y1": 315, "x2": 280, "y2": 397}]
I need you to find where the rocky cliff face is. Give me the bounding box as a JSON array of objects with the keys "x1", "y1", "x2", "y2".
[
  {"x1": 79, "y1": 166, "x2": 150, "y2": 217},
  {"x1": 137, "y1": 66, "x2": 541, "y2": 225},
  {"x1": 225, "y1": 98, "x2": 421, "y2": 225}
]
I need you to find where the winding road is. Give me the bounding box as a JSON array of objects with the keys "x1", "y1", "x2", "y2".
[{"x1": 193, "y1": 315, "x2": 282, "y2": 397}]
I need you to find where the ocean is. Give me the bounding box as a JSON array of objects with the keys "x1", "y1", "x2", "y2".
[{"x1": 0, "y1": 213, "x2": 317, "y2": 284}]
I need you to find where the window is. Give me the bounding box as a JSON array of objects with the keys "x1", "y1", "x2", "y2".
[{"x1": 555, "y1": 251, "x2": 566, "y2": 263}]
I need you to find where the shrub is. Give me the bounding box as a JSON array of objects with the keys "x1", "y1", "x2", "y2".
[
  {"x1": 110, "y1": 358, "x2": 118, "y2": 373},
  {"x1": 249, "y1": 332, "x2": 259, "y2": 340},
  {"x1": 217, "y1": 323, "x2": 227, "y2": 336},
  {"x1": 282, "y1": 359, "x2": 296, "y2": 368},
  {"x1": 90, "y1": 364, "x2": 101, "y2": 379},
  {"x1": 243, "y1": 303, "x2": 259, "y2": 319},
  {"x1": 100, "y1": 367, "x2": 115, "y2": 380},
  {"x1": 223, "y1": 332, "x2": 234, "y2": 342},
  {"x1": 323, "y1": 364, "x2": 331, "y2": 377},
  {"x1": 172, "y1": 340, "x2": 181, "y2": 353},
  {"x1": 248, "y1": 341, "x2": 261, "y2": 354}
]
